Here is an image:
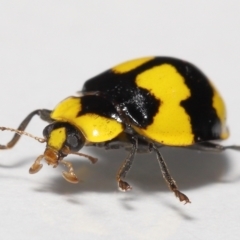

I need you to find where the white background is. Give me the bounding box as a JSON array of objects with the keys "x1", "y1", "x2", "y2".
[{"x1": 0, "y1": 1, "x2": 240, "y2": 240}]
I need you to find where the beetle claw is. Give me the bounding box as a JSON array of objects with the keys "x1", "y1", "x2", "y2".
[
  {"x1": 174, "y1": 190, "x2": 191, "y2": 204},
  {"x1": 118, "y1": 180, "x2": 132, "y2": 191}
]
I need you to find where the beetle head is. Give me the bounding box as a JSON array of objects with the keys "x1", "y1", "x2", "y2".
[
  {"x1": 42, "y1": 122, "x2": 85, "y2": 163},
  {"x1": 29, "y1": 122, "x2": 97, "y2": 183}
]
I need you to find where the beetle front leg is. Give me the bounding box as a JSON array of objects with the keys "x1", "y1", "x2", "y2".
[
  {"x1": 29, "y1": 155, "x2": 44, "y2": 174},
  {"x1": 0, "y1": 109, "x2": 52, "y2": 150},
  {"x1": 61, "y1": 160, "x2": 79, "y2": 184}
]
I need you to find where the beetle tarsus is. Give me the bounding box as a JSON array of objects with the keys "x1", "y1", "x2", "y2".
[
  {"x1": 62, "y1": 171, "x2": 79, "y2": 183},
  {"x1": 173, "y1": 189, "x2": 191, "y2": 204},
  {"x1": 118, "y1": 180, "x2": 132, "y2": 191},
  {"x1": 61, "y1": 160, "x2": 79, "y2": 183},
  {"x1": 29, "y1": 155, "x2": 44, "y2": 174}
]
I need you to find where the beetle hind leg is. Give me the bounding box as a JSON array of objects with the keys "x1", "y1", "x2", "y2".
[
  {"x1": 151, "y1": 144, "x2": 191, "y2": 204},
  {"x1": 116, "y1": 137, "x2": 138, "y2": 191},
  {"x1": 190, "y1": 142, "x2": 240, "y2": 152}
]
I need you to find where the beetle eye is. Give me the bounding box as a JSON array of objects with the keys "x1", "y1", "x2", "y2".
[
  {"x1": 65, "y1": 130, "x2": 85, "y2": 152},
  {"x1": 67, "y1": 134, "x2": 79, "y2": 149}
]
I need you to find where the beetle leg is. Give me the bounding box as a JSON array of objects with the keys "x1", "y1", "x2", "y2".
[
  {"x1": 117, "y1": 137, "x2": 138, "y2": 191},
  {"x1": 190, "y1": 142, "x2": 240, "y2": 152},
  {"x1": 151, "y1": 144, "x2": 191, "y2": 204},
  {"x1": 29, "y1": 154, "x2": 44, "y2": 174},
  {"x1": 0, "y1": 109, "x2": 52, "y2": 150},
  {"x1": 38, "y1": 109, "x2": 53, "y2": 123},
  {"x1": 61, "y1": 160, "x2": 79, "y2": 184}
]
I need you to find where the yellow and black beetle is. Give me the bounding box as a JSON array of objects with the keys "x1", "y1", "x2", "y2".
[{"x1": 1, "y1": 56, "x2": 239, "y2": 204}]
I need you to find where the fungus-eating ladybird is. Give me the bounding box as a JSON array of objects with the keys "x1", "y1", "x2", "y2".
[{"x1": 1, "y1": 56, "x2": 239, "y2": 204}]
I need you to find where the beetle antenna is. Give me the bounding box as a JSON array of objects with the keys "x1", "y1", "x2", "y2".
[{"x1": 0, "y1": 126, "x2": 46, "y2": 149}]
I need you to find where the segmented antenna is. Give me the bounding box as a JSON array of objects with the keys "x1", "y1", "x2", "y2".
[{"x1": 0, "y1": 126, "x2": 46, "y2": 144}]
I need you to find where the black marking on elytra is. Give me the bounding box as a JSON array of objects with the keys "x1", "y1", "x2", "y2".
[
  {"x1": 160, "y1": 58, "x2": 221, "y2": 142},
  {"x1": 77, "y1": 95, "x2": 120, "y2": 122},
  {"x1": 82, "y1": 57, "x2": 221, "y2": 141},
  {"x1": 82, "y1": 61, "x2": 161, "y2": 128}
]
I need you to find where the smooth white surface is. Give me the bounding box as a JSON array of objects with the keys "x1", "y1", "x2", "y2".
[{"x1": 1, "y1": 1, "x2": 240, "y2": 240}]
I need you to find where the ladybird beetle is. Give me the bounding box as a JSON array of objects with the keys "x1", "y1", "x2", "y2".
[{"x1": 1, "y1": 56, "x2": 239, "y2": 204}]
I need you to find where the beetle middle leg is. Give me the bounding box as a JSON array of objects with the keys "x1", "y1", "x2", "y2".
[
  {"x1": 117, "y1": 137, "x2": 138, "y2": 191},
  {"x1": 151, "y1": 144, "x2": 191, "y2": 204}
]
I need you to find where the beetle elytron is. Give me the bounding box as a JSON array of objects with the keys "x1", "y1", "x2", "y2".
[{"x1": 1, "y1": 56, "x2": 239, "y2": 204}]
